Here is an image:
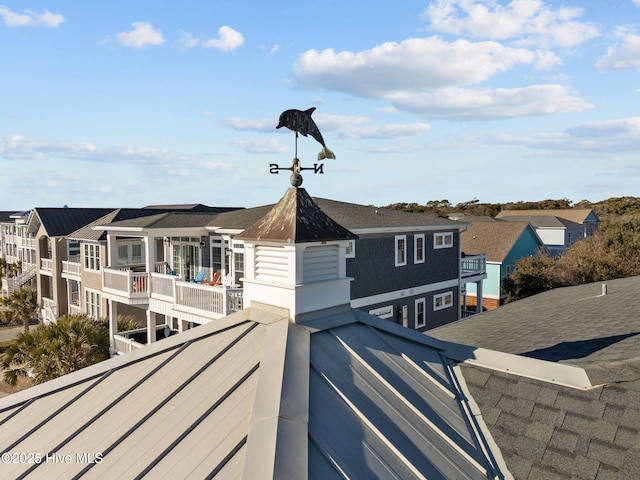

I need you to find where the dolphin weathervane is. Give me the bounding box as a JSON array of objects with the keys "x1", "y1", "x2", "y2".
[{"x1": 270, "y1": 107, "x2": 335, "y2": 186}]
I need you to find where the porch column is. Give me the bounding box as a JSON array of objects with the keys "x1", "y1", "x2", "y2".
[
  {"x1": 109, "y1": 300, "x2": 118, "y2": 356},
  {"x1": 476, "y1": 280, "x2": 483, "y2": 313},
  {"x1": 147, "y1": 310, "x2": 157, "y2": 344},
  {"x1": 143, "y1": 236, "x2": 156, "y2": 273}
]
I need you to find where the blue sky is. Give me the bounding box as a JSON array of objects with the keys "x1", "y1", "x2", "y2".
[{"x1": 1, "y1": 0, "x2": 639, "y2": 210}]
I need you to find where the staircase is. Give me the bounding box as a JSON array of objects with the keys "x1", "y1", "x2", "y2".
[{"x1": 1, "y1": 263, "x2": 37, "y2": 294}]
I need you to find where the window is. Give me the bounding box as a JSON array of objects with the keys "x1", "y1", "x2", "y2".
[
  {"x1": 131, "y1": 244, "x2": 142, "y2": 264},
  {"x1": 118, "y1": 245, "x2": 129, "y2": 266},
  {"x1": 434, "y1": 291, "x2": 454, "y2": 311},
  {"x1": 84, "y1": 243, "x2": 101, "y2": 271},
  {"x1": 234, "y1": 252, "x2": 244, "y2": 285},
  {"x1": 505, "y1": 265, "x2": 511, "y2": 276},
  {"x1": 345, "y1": 240, "x2": 355, "y2": 258},
  {"x1": 415, "y1": 298, "x2": 426, "y2": 328},
  {"x1": 395, "y1": 235, "x2": 407, "y2": 266},
  {"x1": 211, "y1": 238, "x2": 222, "y2": 273},
  {"x1": 414, "y1": 234, "x2": 425, "y2": 264},
  {"x1": 85, "y1": 289, "x2": 102, "y2": 319},
  {"x1": 434, "y1": 232, "x2": 453, "y2": 249}
]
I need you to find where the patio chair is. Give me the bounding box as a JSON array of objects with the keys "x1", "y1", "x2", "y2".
[{"x1": 191, "y1": 270, "x2": 206, "y2": 284}]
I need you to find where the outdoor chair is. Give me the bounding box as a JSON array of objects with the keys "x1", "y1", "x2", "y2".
[{"x1": 191, "y1": 270, "x2": 206, "y2": 284}]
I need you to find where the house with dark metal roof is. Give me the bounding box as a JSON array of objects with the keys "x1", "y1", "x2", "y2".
[
  {"x1": 496, "y1": 209, "x2": 599, "y2": 256},
  {"x1": 0, "y1": 187, "x2": 508, "y2": 479},
  {"x1": 430, "y1": 276, "x2": 640, "y2": 479},
  {"x1": 25, "y1": 207, "x2": 114, "y2": 323},
  {"x1": 459, "y1": 220, "x2": 545, "y2": 310}
]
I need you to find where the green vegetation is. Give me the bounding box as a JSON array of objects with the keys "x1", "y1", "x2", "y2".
[
  {"x1": 1, "y1": 288, "x2": 37, "y2": 332},
  {"x1": 385, "y1": 196, "x2": 640, "y2": 302},
  {"x1": 2, "y1": 314, "x2": 143, "y2": 387}
]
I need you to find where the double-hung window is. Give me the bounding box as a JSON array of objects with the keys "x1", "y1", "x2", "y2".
[
  {"x1": 415, "y1": 298, "x2": 426, "y2": 328},
  {"x1": 395, "y1": 235, "x2": 407, "y2": 266},
  {"x1": 414, "y1": 234, "x2": 425, "y2": 264}
]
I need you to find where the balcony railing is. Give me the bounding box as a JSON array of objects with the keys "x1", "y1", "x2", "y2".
[
  {"x1": 460, "y1": 254, "x2": 486, "y2": 279},
  {"x1": 40, "y1": 257, "x2": 53, "y2": 272},
  {"x1": 113, "y1": 334, "x2": 145, "y2": 354},
  {"x1": 41, "y1": 297, "x2": 57, "y2": 324},
  {"x1": 103, "y1": 268, "x2": 243, "y2": 318},
  {"x1": 102, "y1": 268, "x2": 149, "y2": 301},
  {"x1": 62, "y1": 256, "x2": 81, "y2": 277}
]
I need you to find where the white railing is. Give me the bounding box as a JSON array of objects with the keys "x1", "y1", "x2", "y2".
[
  {"x1": 62, "y1": 256, "x2": 81, "y2": 277},
  {"x1": 41, "y1": 297, "x2": 57, "y2": 324},
  {"x1": 113, "y1": 334, "x2": 145, "y2": 354},
  {"x1": 104, "y1": 268, "x2": 243, "y2": 316},
  {"x1": 175, "y1": 281, "x2": 243, "y2": 316},
  {"x1": 21, "y1": 237, "x2": 35, "y2": 248},
  {"x1": 460, "y1": 254, "x2": 486, "y2": 278},
  {"x1": 40, "y1": 257, "x2": 53, "y2": 271},
  {"x1": 102, "y1": 268, "x2": 149, "y2": 299}
]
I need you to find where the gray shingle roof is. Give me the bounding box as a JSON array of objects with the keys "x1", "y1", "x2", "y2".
[
  {"x1": 430, "y1": 276, "x2": 640, "y2": 479},
  {"x1": 498, "y1": 215, "x2": 582, "y2": 229},
  {"x1": 104, "y1": 212, "x2": 220, "y2": 230},
  {"x1": 497, "y1": 209, "x2": 597, "y2": 224}
]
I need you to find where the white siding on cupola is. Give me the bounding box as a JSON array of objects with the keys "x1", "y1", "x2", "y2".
[
  {"x1": 303, "y1": 245, "x2": 338, "y2": 283},
  {"x1": 255, "y1": 245, "x2": 289, "y2": 282}
]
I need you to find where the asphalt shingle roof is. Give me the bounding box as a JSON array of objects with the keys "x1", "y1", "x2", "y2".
[
  {"x1": 430, "y1": 276, "x2": 640, "y2": 479},
  {"x1": 497, "y1": 209, "x2": 597, "y2": 225},
  {"x1": 460, "y1": 221, "x2": 535, "y2": 263}
]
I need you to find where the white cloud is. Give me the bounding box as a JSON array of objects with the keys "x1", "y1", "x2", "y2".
[
  {"x1": 233, "y1": 138, "x2": 288, "y2": 154},
  {"x1": 633, "y1": 0, "x2": 640, "y2": 8},
  {"x1": 0, "y1": 134, "x2": 201, "y2": 163},
  {"x1": 115, "y1": 22, "x2": 165, "y2": 48},
  {"x1": 181, "y1": 26, "x2": 244, "y2": 52},
  {"x1": 595, "y1": 27, "x2": 640, "y2": 71},
  {"x1": 485, "y1": 117, "x2": 640, "y2": 153},
  {"x1": 423, "y1": 0, "x2": 598, "y2": 48},
  {"x1": 389, "y1": 84, "x2": 591, "y2": 120},
  {"x1": 0, "y1": 6, "x2": 64, "y2": 27},
  {"x1": 338, "y1": 123, "x2": 432, "y2": 140},
  {"x1": 224, "y1": 117, "x2": 276, "y2": 133},
  {"x1": 294, "y1": 37, "x2": 535, "y2": 97}
]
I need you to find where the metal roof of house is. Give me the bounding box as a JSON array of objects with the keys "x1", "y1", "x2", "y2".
[
  {"x1": 142, "y1": 203, "x2": 242, "y2": 213},
  {"x1": 0, "y1": 307, "x2": 509, "y2": 479},
  {"x1": 430, "y1": 276, "x2": 640, "y2": 479},
  {"x1": 237, "y1": 188, "x2": 358, "y2": 243},
  {"x1": 460, "y1": 221, "x2": 541, "y2": 263},
  {"x1": 496, "y1": 209, "x2": 597, "y2": 225},
  {"x1": 28, "y1": 208, "x2": 114, "y2": 237}
]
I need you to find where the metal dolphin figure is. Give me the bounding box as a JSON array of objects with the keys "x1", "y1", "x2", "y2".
[{"x1": 276, "y1": 107, "x2": 336, "y2": 160}]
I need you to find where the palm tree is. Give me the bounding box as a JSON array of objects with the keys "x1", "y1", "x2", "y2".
[
  {"x1": 1, "y1": 287, "x2": 37, "y2": 332},
  {"x1": 2, "y1": 313, "x2": 110, "y2": 386}
]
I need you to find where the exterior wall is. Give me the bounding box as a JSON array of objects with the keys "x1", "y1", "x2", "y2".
[
  {"x1": 347, "y1": 229, "x2": 460, "y2": 332},
  {"x1": 465, "y1": 263, "x2": 500, "y2": 298},
  {"x1": 534, "y1": 228, "x2": 565, "y2": 247}
]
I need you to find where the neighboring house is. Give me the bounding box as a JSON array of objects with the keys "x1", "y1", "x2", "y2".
[
  {"x1": 496, "y1": 209, "x2": 599, "y2": 256},
  {"x1": 0, "y1": 187, "x2": 507, "y2": 479},
  {"x1": 2, "y1": 187, "x2": 632, "y2": 479},
  {"x1": 91, "y1": 194, "x2": 485, "y2": 353},
  {"x1": 0, "y1": 210, "x2": 37, "y2": 297},
  {"x1": 430, "y1": 275, "x2": 640, "y2": 479},
  {"x1": 459, "y1": 219, "x2": 546, "y2": 310},
  {"x1": 26, "y1": 207, "x2": 114, "y2": 323}
]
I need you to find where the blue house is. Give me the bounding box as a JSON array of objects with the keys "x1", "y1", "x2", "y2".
[{"x1": 460, "y1": 219, "x2": 545, "y2": 310}]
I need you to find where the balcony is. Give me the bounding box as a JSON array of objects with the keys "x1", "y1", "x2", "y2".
[
  {"x1": 40, "y1": 257, "x2": 53, "y2": 273},
  {"x1": 41, "y1": 297, "x2": 57, "y2": 325},
  {"x1": 460, "y1": 254, "x2": 486, "y2": 280},
  {"x1": 102, "y1": 269, "x2": 243, "y2": 318},
  {"x1": 62, "y1": 256, "x2": 81, "y2": 279}
]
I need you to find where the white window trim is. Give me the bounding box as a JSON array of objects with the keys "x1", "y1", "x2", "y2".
[
  {"x1": 415, "y1": 298, "x2": 426, "y2": 328},
  {"x1": 433, "y1": 291, "x2": 454, "y2": 311},
  {"x1": 345, "y1": 239, "x2": 356, "y2": 259},
  {"x1": 434, "y1": 232, "x2": 453, "y2": 249},
  {"x1": 414, "y1": 234, "x2": 425, "y2": 264},
  {"x1": 395, "y1": 235, "x2": 407, "y2": 266},
  {"x1": 84, "y1": 288, "x2": 102, "y2": 319}
]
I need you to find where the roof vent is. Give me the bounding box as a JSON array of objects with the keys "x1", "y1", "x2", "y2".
[{"x1": 601, "y1": 283, "x2": 608, "y2": 296}]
